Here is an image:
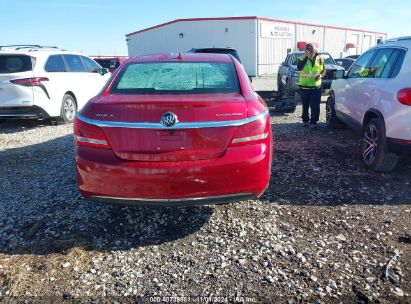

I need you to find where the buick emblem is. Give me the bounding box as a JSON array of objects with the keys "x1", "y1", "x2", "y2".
[{"x1": 160, "y1": 112, "x2": 178, "y2": 127}]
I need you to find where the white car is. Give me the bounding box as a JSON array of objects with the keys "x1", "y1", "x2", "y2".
[
  {"x1": 326, "y1": 37, "x2": 411, "y2": 172},
  {"x1": 0, "y1": 45, "x2": 111, "y2": 123}
]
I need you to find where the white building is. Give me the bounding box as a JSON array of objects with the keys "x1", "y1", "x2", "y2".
[{"x1": 126, "y1": 16, "x2": 387, "y2": 76}]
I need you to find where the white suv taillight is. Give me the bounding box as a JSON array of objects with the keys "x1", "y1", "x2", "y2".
[
  {"x1": 10, "y1": 77, "x2": 49, "y2": 86},
  {"x1": 230, "y1": 114, "x2": 270, "y2": 147},
  {"x1": 74, "y1": 117, "x2": 110, "y2": 149},
  {"x1": 398, "y1": 88, "x2": 411, "y2": 106}
]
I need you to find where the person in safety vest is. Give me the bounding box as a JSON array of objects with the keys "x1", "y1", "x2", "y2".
[{"x1": 297, "y1": 44, "x2": 326, "y2": 127}]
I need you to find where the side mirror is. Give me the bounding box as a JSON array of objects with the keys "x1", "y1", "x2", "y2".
[
  {"x1": 334, "y1": 70, "x2": 345, "y2": 79},
  {"x1": 248, "y1": 76, "x2": 253, "y2": 83},
  {"x1": 99, "y1": 68, "x2": 109, "y2": 76},
  {"x1": 336, "y1": 61, "x2": 342, "y2": 66}
]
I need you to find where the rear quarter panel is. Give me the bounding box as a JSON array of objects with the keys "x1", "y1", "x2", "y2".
[{"x1": 371, "y1": 72, "x2": 411, "y2": 140}]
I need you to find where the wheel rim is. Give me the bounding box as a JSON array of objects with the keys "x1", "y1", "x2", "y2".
[
  {"x1": 64, "y1": 98, "x2": 76, "y2": 121},
  {"x1": 363, "y1": 123, "x2": 378, "y2": 165}
]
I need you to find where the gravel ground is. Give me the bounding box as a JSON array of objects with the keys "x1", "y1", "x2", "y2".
[{"x1": 0, "y1": 103, "x2": 410, "y2": 303}]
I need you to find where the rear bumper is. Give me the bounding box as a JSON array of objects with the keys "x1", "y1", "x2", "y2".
[
  {"x1": 387, "y1": 137, "x2": 411, "y2": 155},
  {"x1": 76, "y1": 143, "x2": 272, "y2": 206},
  {"x1": 0, "y1": 106, "x2": 49, "y2": 119}
]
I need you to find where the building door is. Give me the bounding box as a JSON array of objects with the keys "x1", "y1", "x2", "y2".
[
  {"x1": 348, "y1": 34, "x2": 359, "y2": 56},
  {"x1": 362, "y1": 35, "x2": 372, "y2": 53}
]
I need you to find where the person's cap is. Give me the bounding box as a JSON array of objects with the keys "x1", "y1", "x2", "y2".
[{"x1": 305, "y1": 44, "x2": 314, "y2": 51}]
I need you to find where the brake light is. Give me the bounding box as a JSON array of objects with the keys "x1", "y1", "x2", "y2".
[
  {"x1": 10, "y1": 77, "x2": 49, "y2": 86},
  {"x1": 398, "y1": 88, "x2": 411, "y2": 106},
  {"x1": 73, "y1": 117, "x2": 110, "y2": 149},
  {"x1": 230, "y1": 114, "x2": 270, "y2": 146}
]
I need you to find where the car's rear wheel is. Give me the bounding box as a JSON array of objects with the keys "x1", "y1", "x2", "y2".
[
  {"x1": 326, "y1": 94, "x2": 343, "y2": 128},
  {"x1": 362, "y1": 118, "x2": 399, "y2": 172},
  {"x1": 284, "y1": 93, "x2": 298, "y2": 113},
  {"x1": 277, "y1": 76, "x2": 285, "y2": 98},
  {"x1": 60, "y1": 94, "x2": 77, "y2": 123}
]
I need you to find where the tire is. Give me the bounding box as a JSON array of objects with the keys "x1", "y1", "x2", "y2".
[
  {"x1": 60, "y1": 94, "x2": 77, "y2": 123},
  {"x1": 326, "y1": 94, "x2": 343, "y2": 128},
  {"x1": 362, "y1": 118, "x2": 399, "y2": 172},
  {"x1": 284, "y1": 93, "x2": 298, "y2": 113},
  {"x1": 277, "y1": 76, "x2": 285, "y2": 98}
]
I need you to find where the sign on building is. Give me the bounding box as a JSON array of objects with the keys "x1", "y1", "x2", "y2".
[{"x1": 260, "y1": 23, "x2": 294, "y2": 39}]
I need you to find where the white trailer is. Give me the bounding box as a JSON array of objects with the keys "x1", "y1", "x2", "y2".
[{"x1": 126, "y1": 16, "x2": 387, "y2": 76}]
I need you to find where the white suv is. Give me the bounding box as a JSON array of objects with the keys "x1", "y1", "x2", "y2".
[
  {"x1": 0, "y1": 45, "x2": 111, "y2": 123},
  {"x1": 326, "y1": 37, "x2": 411, "y2": 172}
]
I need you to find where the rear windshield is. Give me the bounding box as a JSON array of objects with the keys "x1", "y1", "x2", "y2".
[
  {"x1": 110, "y1": 62, "x2": 240, "y2": 94},
  {"x1": 0, "y1": 55, "x2": 32, "y2": 74},
  {"x1": 95, "y1": 59, "x2": 120, "y2": 69}
]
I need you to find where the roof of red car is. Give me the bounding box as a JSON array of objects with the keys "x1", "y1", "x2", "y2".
[{"x1": 127, "y1": 53, "x2": 234, "y2": 63}]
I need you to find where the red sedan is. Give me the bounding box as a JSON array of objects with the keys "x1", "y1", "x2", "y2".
[{"x1": 74, "y1": 53, "x2": 273, "y2": 206}]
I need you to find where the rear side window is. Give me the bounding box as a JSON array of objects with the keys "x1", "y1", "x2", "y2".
[
  {"x1": 284, "y1": 55, "x2": 290, "y2": 65},
  {"x1": 81, "y1": 56, "x2": 101, "y2": 73},
  {"x1": 63, "y1": 55, "x2": 86, "y2": 72},
  {"x1": 0, "y1": 55, "x2": 32, "y2": 74},
  {"x1": 348, "y1": 50, "x2": 377, "y2": 78},
  {"x1": 111, "y1": 62, "x2": 240, "y2": 95},
  {"x1": 44, "y1": 55, "x2": 66, "y2": 72},
  {"x1": 290, "y1": 55, "x2": 299, "y2": 65},
  {"x1": 389, "y1": 49, "x2": 406, "y2": 78},
  {"x1": 367, "y1": 48, "x2": 394, "y2": 78}
]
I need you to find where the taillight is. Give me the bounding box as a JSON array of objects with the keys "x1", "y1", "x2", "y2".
[
  {"x1": 398, "y1": 88, "x2": 411, "y2": 106},
  {"x1": 10, "y1": 77, "x2": 49, "y2": 86},
  {"x1": 74, "y1": 117, "x2": 110, "y2": 149},
  {"x1": 230, "y1": 114, "x2": 270, "y2": 146}
]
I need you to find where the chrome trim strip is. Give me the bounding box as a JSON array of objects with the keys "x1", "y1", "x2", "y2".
[
  {"x1": 75, "y1": 136, "x2": 107, "y2": 145},
  {"x1": 232, "y1": 132, "x2": 269, "y2": 143},
  {"x1": 76, "y1": 109, "x2": 268, "y2": 129},
  {"x1": 0, "y1": 114, "x2": 40, "y2": 117}
]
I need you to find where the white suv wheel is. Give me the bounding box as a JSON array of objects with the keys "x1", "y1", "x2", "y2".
[
  {"x1": 60, "y1": 94, "x2": 77, "y2": 123},
  {"x1": 362, "y1": 118, "x2": 399, "y2": 172}
]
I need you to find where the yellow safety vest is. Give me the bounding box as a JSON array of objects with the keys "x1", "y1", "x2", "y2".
[{"x1": 298, "y1": 55, "x2": 324, "y2": 87}]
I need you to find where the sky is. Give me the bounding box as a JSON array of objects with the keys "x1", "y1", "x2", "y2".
[{"x1": 0, "y1": 0, "x2": 409, "y2": 56}]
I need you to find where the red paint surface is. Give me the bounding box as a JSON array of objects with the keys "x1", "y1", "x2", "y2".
[{"x1": 75, "y1": 53, "x2": 273, "y2": 203}]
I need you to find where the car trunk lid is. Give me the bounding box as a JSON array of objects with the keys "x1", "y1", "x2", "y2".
[{"x1": 93, "y1": 93, "x2": 247, "y2": 161}]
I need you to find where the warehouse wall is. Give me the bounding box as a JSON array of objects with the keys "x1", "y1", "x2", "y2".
[
  {"x1": 126, "y1": 18, "x2": 387, "y2": 77},
  {"x1": 295, "y1": 24, "x2": 325, "y2": 50},
  {"x1": 324, "y1": 28, "x2": 346, "y2": 58},
  {"x1": 127, "y1": 19, "x2": 258, "y2": 76},
  {"x1": 257, "y1": 19, "x2": 295, "y2": 75}
]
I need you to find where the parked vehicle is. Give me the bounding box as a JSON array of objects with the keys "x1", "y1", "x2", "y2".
[
  {"x1": 0, "y1": 45, "x2": 110, "y2": 123},
  {"x1": 255, "y1": 90, "x2": 297, "y2": 113},
  {"x1": 327, "y1": 37, "x2": 411, "y2": 172},
  {"x1": 277, "y1": 51, "x2": 345, "y2": 99},
  {"x1": 93, "y1": 56, "x2": 127, "y2": 73},
  {"x1": 74, "y1": 53, "x2": 273, "y2": 206},
  {"x1": 345, "y1": 55, "x2": 360, "y2": 60},
  {"x1": 335, "y1": 58, "x2": 355, "y2": 71},
  {"x1": 189, "y1": 47, "x2": 241, "y2": 63}
]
